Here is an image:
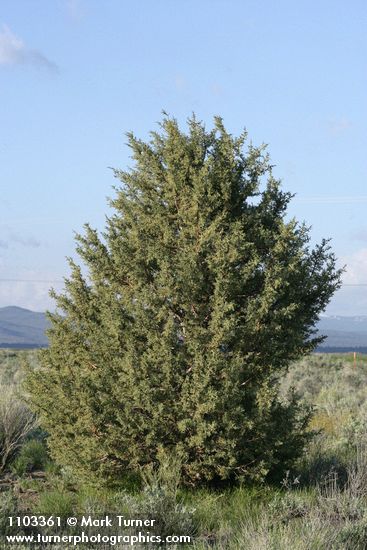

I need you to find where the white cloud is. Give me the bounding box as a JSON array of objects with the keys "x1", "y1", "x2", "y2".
[
  {"x1": 0, "y1": 25, "x2": 58, "y2": 72},
  {"x1": 326, "y1": 288, "x2": 367, "y2": 316},
  {"x1": 9, "y1": 233, "x2": 41, "y2": 248},
  {"x1": 323, "y1": 249, "x2": 367, "y2": 315},
  {"x1": 0, "y1": 280, "x2": 56, "y2": 311},
  {"x1": 0, "y1": 230, "x2": 41, "y2": 249},
  {"x1": 0, "y1": 264, "x2": 62, "y2": 311},
  {"x1": 341, "y1": 248, "x2": 367, "y2": 285}
]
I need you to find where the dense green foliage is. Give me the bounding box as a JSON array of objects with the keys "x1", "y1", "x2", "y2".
[{"x1": 26, "y1": 115, "x2": 341, "y2": 485}]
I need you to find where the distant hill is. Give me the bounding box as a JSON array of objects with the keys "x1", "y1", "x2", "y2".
[
  {"x1": 1, "y1": 307, "x2": 367, "y2": 352},
  {"x1": 0, "y1": 306, "x2": 49, "y2": 348},
  {"x1": 316, "y1": 315, "x2": 367, "y2": 352},
  {"x1": 318, "y1": 315, "x2": 367, "y2": 334}
]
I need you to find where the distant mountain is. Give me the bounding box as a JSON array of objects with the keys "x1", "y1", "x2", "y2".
[
  {"x1": 316, "y1": 315, "x2": 367, "y2": 351},
  {"x1": 318, "y1": 315, "x2": 367, "y2": 334},
  {"x1": 0, "y1": 306, "x2": 49, "y2": 348},
  {"x1": 1, "y1": 307, "x2": 367, "y2": 352}
]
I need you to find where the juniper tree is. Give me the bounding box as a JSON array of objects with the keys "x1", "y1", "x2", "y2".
[{"x1": 26, "y1": 115, "x2": 342, "y2": 485}]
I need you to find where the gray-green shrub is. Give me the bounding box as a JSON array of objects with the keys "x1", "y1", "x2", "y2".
[{"x1": 0, "y1": 385, "x2": 36, "y2": 472}]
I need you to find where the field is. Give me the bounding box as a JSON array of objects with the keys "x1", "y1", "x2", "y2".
[{"x1": 1, "y1": 350, "x2": 367, "y2": 548}]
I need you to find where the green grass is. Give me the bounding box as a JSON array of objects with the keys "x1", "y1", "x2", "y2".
[
  {"x1": 0, "y1": 348, "x2": 39, "y2": 386},
  {"x1": 3, "y1": 350, "x2": 367, "y2": 548}
]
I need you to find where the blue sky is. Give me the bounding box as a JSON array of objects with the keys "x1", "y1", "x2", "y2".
[{"x1": 0, "y1": 0, "x2": 367, "y2": 314}]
